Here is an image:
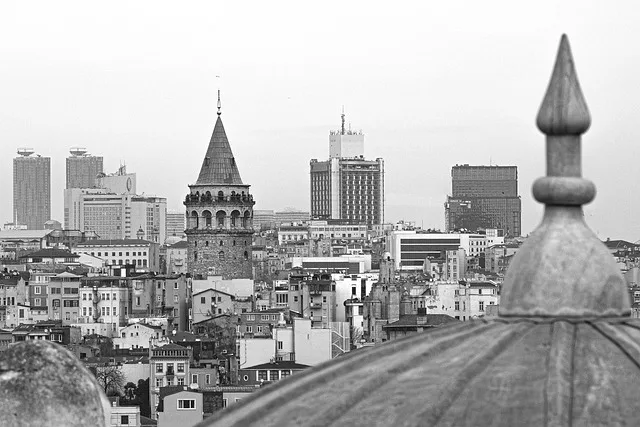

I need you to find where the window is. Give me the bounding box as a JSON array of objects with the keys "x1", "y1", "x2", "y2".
[
  {"x1": 257, "y1": 325, "x2": 263, "y2": 333},
  {"x1": 258, "y1": 370, "x2": 268, "y2": 381},
  {"x1": 455, "y1": 301, "x2": 460, "y2": 311},
  {"x1": 201, "y1": 297, "x2": 205, "y2": 304},
  {"x1": 293, "y1": 296, "x2": 298, "y2": 303},
  {"x1": 120, "y1": 415, "x2": 129, "y2": 425},
  {"x1": 34, "y1": 286, "x2": 41, "y2": 295},
  {"x1": 34, "y1": 298, "x2": 41, "y2": 306},
  {"x1": 246, "y1": 326, "x2": 253, "y2": 333},
  {"x1": 205, "y1": 374, "x2": 211, "y2": 385},
  {"x1": 479, "y1": 289, "x2": 483, "y2": 295},
  {"x1": 222, "y1": 399, "x2": 227, "y2": 408},
  {"x1": 177, "y1": 399, "x2": 196, "y2": 410},
  {"x1": 479, "y1": 301, "x2": 485, "y2": 311},
  {"x1": 155, "y1": 378, "x2": 163, "y2": 387},
  {"x1": 156, "y1": 363, "x2": 163, "y2": 373},
  {"x1": 83, "y1": 307, "x2": 87, "y2": 316},
  {"x1": 261, "y1": 315, "x2": 269, "y2": 321},
  {"x1": 277, "y1": 341, "x2": 283, "y2": 350},
  {"x1": 177, "y1": 363, "x2": 185, "y2": 373},
  {"x1": 192, "y1": 374, "x2": 198, "y2": 384},
  {"x1": 270, "y1": 370, "x2": 279, "y2": 381},
  {"x1": 281, "y1": 370, "x2": 291, "y2": 378},
  {"x1": 177, "y1": 377, "x2": 184, "y2": 386}
]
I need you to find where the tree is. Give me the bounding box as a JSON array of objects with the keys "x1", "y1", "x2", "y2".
[{"x1": 94, "y1": 364, "x2": 125, "y2": 396}]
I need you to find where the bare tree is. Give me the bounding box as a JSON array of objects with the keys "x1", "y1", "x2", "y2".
[{"x1": 94, "y1": 364, "x2": 125, "y2": 396}]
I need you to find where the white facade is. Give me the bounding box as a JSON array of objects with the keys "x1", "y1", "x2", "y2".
[
  {"x1": 75, "y1": 240, "x2": 159, "y2": 272},
  {"x1": 113, "y1": 323, "x2": 162, "y2": 350},
  {"x1": 308, "y1": 221, "x2": 368, "y2": 242},
  {"x1": 63, "y1": 189, "x2": 166, "y2": 243},
  {"x1": 329, "y1": 132, "x2": 365, "y2": 159},
  {"x1": 191, "y1": 276, "x2": 253, "y2": 298},
  {"x1": 388, "y1": 231, "x2": 504, "y2": 271},
  {"x1": 332, "y1": 273, "x2": 377, "y2": 322},
  {"x1": 422, "y1": 281, "x2": 500, "y2": 321},
  {"x1": 77, "y1": 286, "x2": 130, "y2": 330}
]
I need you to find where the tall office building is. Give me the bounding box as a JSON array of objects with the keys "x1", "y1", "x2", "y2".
[
  {"x1": 184, "y1": 92, "x2": 255, "y2": 279},
  {"x1": 66, "y1": 148, "x2": 103, "y2": 189},
  {"x1": 310, "y1": 112, "x2": 384, "y2": 227},
  {"x1": 64, "y1": 189, "x2": 166, "y2": 242},
  {"x1": 166, "y1": 210, "x2": 186, "y2": 239},
  {"x1": 13, "y1": 148, "x2": 51, "y2": 229},
  {"x1": 444, "y1": 165, "x2": 522, "y2": 237}
]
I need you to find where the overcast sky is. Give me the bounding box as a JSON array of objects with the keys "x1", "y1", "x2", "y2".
[{"x1": 1, "y1": 1, "x2": 639, "y2": 240}]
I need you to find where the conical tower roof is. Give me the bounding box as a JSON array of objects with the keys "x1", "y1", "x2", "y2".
[{"x1": 196, "y1": 116, "x2": 244, "y2": 185}]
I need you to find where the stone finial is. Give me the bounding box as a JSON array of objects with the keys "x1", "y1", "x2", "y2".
[
  {"x1": 0, "y1": 340, "x2": 110, "y2": 426},
  {"x1": 499, "y1": 35, "x2": 630, "y2": 318}
]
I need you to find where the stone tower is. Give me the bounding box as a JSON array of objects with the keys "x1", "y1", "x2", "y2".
[{"x1": 184, "y1": 93, "x2": 255, "y2": 279}]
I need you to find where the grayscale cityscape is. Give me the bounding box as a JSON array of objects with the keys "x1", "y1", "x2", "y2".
[{"x1": 1, "y1": 2, "x2": 639, "y2": 427}]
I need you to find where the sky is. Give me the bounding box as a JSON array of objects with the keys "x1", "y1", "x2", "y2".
[{"x1": 1, "y1": 1, "x2": 639, "y2": 240}]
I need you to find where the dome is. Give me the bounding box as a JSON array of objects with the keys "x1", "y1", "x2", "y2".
[{"x1": 198, "y1": 35, "x2": 637, "y2": 427}]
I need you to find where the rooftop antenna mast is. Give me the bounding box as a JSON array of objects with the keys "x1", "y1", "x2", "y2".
[{"x1": 341, "y1": 106, "x2": 345, "y2": 135}]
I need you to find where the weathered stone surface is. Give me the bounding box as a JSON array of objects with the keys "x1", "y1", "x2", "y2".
[{"x1": 0, "y1": 340, "x2": 109, "y2": 426}]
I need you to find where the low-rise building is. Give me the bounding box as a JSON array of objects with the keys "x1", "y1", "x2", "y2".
[
  {"x1": 76, "y1": 239, "x2": 161, "y2": 273},
  {"x1": 149, "y1": 343, "x2": 192, "y2": 419},
  {"x1": 237, "y1": 361, "x2": 309, "y2": 387},
  {"x1": 156, "y1": 388, "x2": 203, "y2": 427}
]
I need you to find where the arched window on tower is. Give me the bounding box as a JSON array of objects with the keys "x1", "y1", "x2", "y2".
[
  {"x1": 218, "y1": 251, "x2": 225, "y2": 261},
  {"x1": 202, "y1": 210, "x2": 212, "y2": 228},
  {"x1": 217, "y1": 191, "x2": 224, "y2": 202},
  {"x1": 189, "y1": 211, "x2": 199, "y2": 229},
  {"x1": 231, "y1": 210, "x2": 240, "y2": 228},
  {"x1": 243, "y1": 211, "x2": 251, "y2": 228},
  {"x1": 244, "y1": 251, "x2": 248, "y2": 260},
  {"x1": 216, "y1": 210, "x2": 226, "y2": 228}
]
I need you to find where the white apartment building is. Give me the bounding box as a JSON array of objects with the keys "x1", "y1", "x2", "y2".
[
  {"x1": 75, "y1": 239, "x2": 160, "y2": 272},
  {"x1": 387, "y1": 230, "x2": 504, "y2": 271}
]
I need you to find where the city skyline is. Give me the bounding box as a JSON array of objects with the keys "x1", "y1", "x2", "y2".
[{"x1": 1, "y1": 1, "x2": 639, "y2": 239}]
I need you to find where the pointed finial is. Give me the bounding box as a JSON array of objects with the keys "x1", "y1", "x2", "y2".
[
  {"x1": 499, "y1": 34, "x2": 629, "y2": 318},
  {"x1": 536, "y1": 34, "x2": 591, "y2": 136},
  {"x1": 217, "y1": 90, "x2": 222, "y2": 116},
  {"x1": 341, "y1": 106, "x2": 345, "y2": 135}
]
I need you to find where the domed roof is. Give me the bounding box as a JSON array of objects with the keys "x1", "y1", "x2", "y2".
[{"x1": 197, "y1": 35, "x2": 637, "y2": 427}]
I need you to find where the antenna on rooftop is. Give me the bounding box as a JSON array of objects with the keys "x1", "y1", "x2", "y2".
[{"x1": 341, "y1": 106, "x2": 345, "y2": 135}]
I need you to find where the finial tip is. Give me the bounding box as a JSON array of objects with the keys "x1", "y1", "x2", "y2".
[
  {"x1": 217, "y1": 89, "x2": 222, "y2": 116},
  {"x1": 536, "y1": 34, "x2": 591, "y2": 136}
]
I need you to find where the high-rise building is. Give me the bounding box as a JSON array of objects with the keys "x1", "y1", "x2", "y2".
[
  {"x1": 444, "y1": 165, "x2": 522, "y2": 237},
  {"x1": 13, "y1": 148, "x2": 51, "y2": 230},
  {"x1": 184, "y1": 93, "x2": 255, "y2": 279},
  {"x1": 166, "y1": 210, "x2": 186, "y2": 239},
  {"x1": 64, "y1": 188, "x2": 166, "y2": 242},
  {"x1": 66, "y1": 148, "x2": 103, "y2": 189},
  {"x1": 310, "y1": 113, "x2": 384, "y2": 227}
]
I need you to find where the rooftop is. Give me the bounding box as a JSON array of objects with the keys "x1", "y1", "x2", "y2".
[{"x1": 76, "y1": 239, "x2": 153, "y2": 246}]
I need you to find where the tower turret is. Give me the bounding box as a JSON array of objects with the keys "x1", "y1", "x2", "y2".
[{"x1": 184, "y1": 93, "x2": 255, "y2": 279}]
